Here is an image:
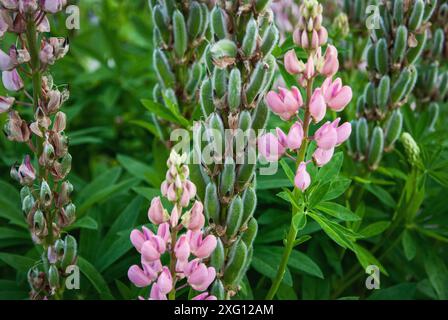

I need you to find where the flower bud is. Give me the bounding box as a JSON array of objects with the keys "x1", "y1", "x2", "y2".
[
  {"x1": 148, "y1": 197, "x2": 169, "y2": 225},
  {"x1": 205, "y1": 182, "x2": 220, "y2": 224},
  {"x1": 22, "y1": 194, "x2": 35, "y2": 214},
  {"x1": 294, "y1": 162, "x2": 311, "y2": 191},
  {"x1": 40, "y1": 180, "x2": 53, "y2": 208},
  {"x1": 48, "y1": 265, "x2": 60, "y2": 290},
  {"x1": 18, "y1": 155, "x2": 36, "y2": 185},
  {"x1": 287, "y1": 122, "x2": 304, "y2": 151},
  {"x1": 40, "y1": 140, "x2": 55, "y2": 167},
  {"x1": 174, "y1": 234, "x2": 190, "y2": 261},
  {"x1": 284, "y1": 50, "x2": 304, "y2": 75},
  {"x1": 309, "y1": 88, "x2": 326, "y2": 123},
  {"x1": 313, "y1": 147, "x2": 334, "y2": 167},
  {"x1": 182, "y1": 201, "x2": 205, "y2": 231}
]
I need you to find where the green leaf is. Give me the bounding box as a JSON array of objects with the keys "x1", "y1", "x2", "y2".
[
  {"x1": 308, "y1": 182, "x2": 331, "y2": 208},
  {"x1": 368, "y1": 283, "x2": 416, "y2": 300},
  {"x1": 365, "y1": 184, "x2": 397, "y2": 209},
  {"x1": 67, "y1": 216, "x2": 98, "y2": 231},
  {"x1": 316, "y1": 202, "x2": 361, "y2": 222},
  {"x1": 78, "y1": 256, "x2": 114, "y2": 300},
  {"x1": 424, "y1": 251, "x2": 448, "y2": 300},
  {"x1": 129, "y1": 119, "x2": 162, "y2": 140},
  {"x1": 292, "y1": 212, "x2": 307, "y2": 231},
  {"x1": 0, "y1": 180, "x2": 26, "y2": 228},
  {"x1": 276, "y1": 283, "x2": 298, "y2": 300},
  {"x1": 0, "y1": 253, "x2": 35, "y2": 272},
  {"x1": 402, "y1": 230, "x2": 417, "y2": 261},
  {"x1": 353, "y1": 244, "x2": 388, "y2": 276},
  {"x1": 0, "y1": 227, "x2": 29, "y2": 240},
  {"x1": 132, "y1": 187, "x2": 161, "y2": 202},
  {"x1": 97, "y1": 232, "x2": 133, "y2": 272},
  {"x1": 317, "y1": 152, "x2": 343, "y2": 182},
  {"x1": 359, "y1": 221, "x2": 391, "y2": 238},
  {"x1": 75, "y1": 167, "x2": 122, "y2": 205},
  {"x1": 322, "y1": 178, "x2": 351, "y2": 201},
  {"x1": 279, "y1": 159, "x2": 295, "y2": 184},
  {"x1": 288, "y1": 250, "x2": 324, "y2": 279},
  {"x1": 117, "y1": 154, "x2": 160, "y2": 186},
  {"x1": 141, "y1": 99, "x2": 189, "y2": 128},
  {"x1": 252, "y1": 247, "x2": 293, "y2": 286}
]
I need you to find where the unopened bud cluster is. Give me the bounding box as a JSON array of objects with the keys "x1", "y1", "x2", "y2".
[
  {"x1": 348, "y1": 0, "x2": 436, "y2": 171},
  {"x1": 128, "y1": 151, "x2": 218, "y2": 300},
  {"x1": 0, "y1": 0, "x2": 76, "y2": 299}
]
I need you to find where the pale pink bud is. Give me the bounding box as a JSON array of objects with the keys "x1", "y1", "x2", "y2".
[
  {"x1": 294, "y1": 162, "x2": 311, "y2": 191},
  {"x1": 301, "y1": 30, "x2": 309, "y2": 48},
  {"x1": 309, "y1": 88, "x2": 326, "y2": 123},
  {"x1": 170, "y1": 205, "x2": 180, "y2": 227},
  {"x1": 0, "y1": 48, "x2": 13, "y2": 71},
  {"x1": 185, "y1": 180, "x2": 196, "y2": 200},
  {"x1": 293, "y1": 29, "x2": 302, "y2": 46},
  {"x1": 174, "y1": 235, "x2": 190, "y2": 261},
  {"x1": 321, "y1": 77, "x2": 352, "y2": 111},
  {"x1": 313, "y1": 147, "x2": 335, "y2": 167},
  {"x1": 2, "y1": 69, "x2": 23, "y2": 91},
  {"x1": 176, "y1": 258, "x2": 188, "y2": 274},
  {"x1": 311, "y1": 30, "x2": 319, "y2": 49},
  {"x1": 130, "y1": 229, "x2": 145, "y2": 253},
  {"x1": 258, "y1": 132, "x2": 286, "y2": 162},
  {"x1": 161, "y1": 181, "x2": 168, "y2": 196},
  {"x1": 284, "y1": 50, "x2": 303, "y2": 75},
  {"x1": 167, "y1": 184, "x2": 177, "y2": 202},
  {"x1": 42, "y1": 0, "x2": 67, "y2": 13},
  {"x1": 18, "y1": 155, "x2": 36, "y2": 185},
  {"x1": 192, "y1": 292, "x2": 217, "y2": 300},
  {"x1": 149, "y1": 283, "x2": 167, "y2": 300},
  {"x1": 0, "y1": 96, "x2": 14, "y2": 113},
  {"x1": 148, "y1": 197, "x2": 167, "y2": 225},
  {"x1": 320, "y1": 45, "x2": 339, "y2": 77},
  {"x1": 318, "y1": 27, "x2": 328, "y2": 46},
  {"x1": 128, "y1": 265, "x2": 153, "y2": 288},
  {"x1": 157, "y1": 222, "x2": 171, "y2": 244},
  {"x1": 179, "y1": 188, "x2": 190, "y2": 207},
  {"x1": 315, "y1": 121, "x2": 338, "y2": 150},
  {"x1": 182, "y1": 201, "x2": 205, "y2": 231},
  {"x1": 304, "y1": 56, "x2": 315, "y2": 79},
  {"x1": 265, "y1": 86, "x2": 303, "y2": 120},
  {"x1": 157, "y1": 267, "x2": 173, "y2": 295},
  {"x1": 287, "y1": 122, "x2": 304, "y2": 150}
]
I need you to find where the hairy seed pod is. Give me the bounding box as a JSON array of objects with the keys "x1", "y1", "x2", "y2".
[
  {"x1": 391, "y1": 68, "x2": 411, "y2": 104},
  {"x1": 210, "y1": 279, "x2": 225, "y2": 300},
  {"x1": 61, "y1": 235, "x2": 77, "y2": 269},
  {"x1": 40, "y1": 180, "x2": 52, "y2": 208},
  {"x1": 242, "y1": 218, "x2": 258, "y2": 247},
  {"x1": 368, "y1": 126, "x2": 384, "y2": 170},
  {"x1": 356, "y1": 95, "x2": 365, "y2": 117},
  {"x1": 237, "y1": 148, "x2": 256, "y2": 187},
  {"x1": 260, "y1": 25, "x2": 279, "y2": 56},
  {"x1": 211, "y1": 39, "x2": 238, "y2": 63},
  {"x1": 366, "y1": 43, "x2": 376, "y2": 71},
  {"x1": 260, "y1": 54, "x2": 277, "y2": 94},
  {"x1": 211, "y1": 6, "x2": 227, "y2": 39},
  {"x1": 377, "y1": 75, "x2": 390, "y2": 111},
  {"x1": 432, "y1": 28, "x2": 444, "y2": 58},
  {"x1": 255, "y1": 0, "x2": 271, "y2": 13},
  {"x1": 22, "y1": 195, "x2": 35, "y2": 214},
  {"x1": 251, "y1": 100, "x2": 269, "y2": 130},
  {"x1": 223, "y1": 239, "x2": 247, "y2": 285},
  {"x1": 204, "y1": 45, "x2": 215, "y2": 74},
  {"x1": 205, "y1": 182, "x2": 220, "y2": 223},
  {"x1": 48, "y1": 265, "x2": 59, "y2": 289},
  {"x1": 238, "y1": 110, "x2": 252, "y2": 132},
  {"x1": 173, "y1": 10, "x2": 188, "y2": 58},
  {"x1": 393, "y1": 0, "x2": 404, "y2": 25},
  {"x1": 428, "y1": 102, "x2": 439, "y2": 131},
  {"x1": 241, "y1": 187, "x2": 257, "y2": 226},
  {"x1": 200, "y1": 79, "x2": 214, "y2": 117},
  {"x1": 384, "y1": 110, "x2": 403, "y2": 149},
  {"x1": 220, "y1": 157, "x2": 236, "y2": 196},
  {"x1": 242, "y1": 18, "x2": 258, "y2": 57},
  {"x1": 407, "y1": 30, "x2": 427, "y2": 65},
  {"x1": 198, "y1": 3, "x2": 209, "y2": 38},
  {"x1": 152, "y1": 4, "x2": 169, "y2": 44},
  {"x1": 226, "y1": 196, "x2": 244, "y2": 238},
  {"x1": 402, "y1": 65, "x2": 418, "y2": 97},
  {"x1": 423, "y1": 0, "x2": 437, "y2": 23},
  {"x1": 186, "y1": 63, "x2": 203, "y2": 97},
  {"x1": 375, "y1": 38, "x2": 388, "y2": 74},
  {"x1": 393, "y1": 25, "x2": 407, "y2": 63},
  {"x1": 210, "y1": 238, "x2": 225, "y2": 272},
  {"x1": 246, "y1": 61, "x2": 268, "y2": 105},
  {"x1": 356, "y1": 117, "x2": 369, "y2": 156},
  {"x1": 164, "y1": 0, "x2": 175, "y2": 17},
  {"x1": 408, "y1": 0, "x2": 424, "y2": 31},
  {"x1": 439, "y1": 72, "x2": 448, "y2": 100},
  {"x1": 212, "y1": 67, "x2": 228, "y2": 99},
  {"x1": 153, "y1": 49, "x2": 175, "y2": 88},
  {"x1": 364, "y1": 83, "x2": 376, "y2": 110},
  {"x1": 425, "y1": 63, "x2": 439, "y2": 92},
  {"x1": 228, "y1": 68, "x2": 242, "y2": 111},
  {"x1": 188, "y1": 2, "x2": 202, "y2": 40}
]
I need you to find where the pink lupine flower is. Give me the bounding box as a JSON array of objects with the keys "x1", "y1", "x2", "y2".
[
  {"x1": 18, "y1": 155, "x2": 36, "y2": 185},
  {"x1": 311, "y1": 30, "x2": 319, "y2": 49},
  {"x1": 287, "y1": 122, "x2": 304, "y2": 150},
  {"x1": 130, "y1": 229, "x2": 146, "y2": 253},
  {"x1": 148, "y1": 196, "x2": 168, "y2": 225},
  {"x1": 313, "y1": 147, "x2": 335, "y2": 167},
  {"x1": 170, "y1": 205, "x2": 180, "y2": 227},
  {"x1": 182, "y1": 200, "x2": 205, "y2": 231},
  {"x1": 128, "y1": 265, "x2": 155, "y2": 288},
  {"x1": 141, "y1": 235, "x2": 166, "y2": 262},
  {"x1": 321, "y1": 77, "x2": 353, "y2": 111},
  {"x1": 0, "y1": 48, "x2": 14, "y2": 71},
  {"x1": 314, "y1": 121, "x2": 338, "y2": 150},
  {"x1": 41, "y1": 0, "x2": 67, "y2": 13},
  {"x1": 193, "y1": 292, "x2": 217, "y2": 300},
  {"x1": 174, "y1": 235, "x2": 191, "y2": 261},
  {"x1": 157, "y1": 267, "x2": 173, "y2": 295},
  {"x1": 309, "y1": 88, "x2": 326, "y2": 123},
  {"x1": 157, "y1": 222, "x2": 171, "y2": 244},
  {"x1": 150, "y1": 283, "x2": 167, "y2": 300},
  {"x1": 185, "y1": 259, "x2": 216, "y2": 292},
  {"x1": 258, "y1": 130, "x2": 287, "y2": 162},
  {"x1": 294, "y1": 162, "x2": 311, "y2": 191},
  {"x1": 334, "y1": 119, "x2": 352, "y2": 145},
  {"x1": 304, "y1": 56, "x2": 315, "y2": 79},
  {"x1": 317, "y1": 27, "x2": 328, "y2": 46},
  {"x1": 2, "y1": 69, "x2": 24, "y2": 91},
  {"x1": 266, "y1": 86, "x2": 303, "y2": 120},
  {"x1": 284, "y1": 50, "x2": 304, "y2": 75},
  {"x1": 319, "y1": 45, "x2": 339, "y2": 77},
  {"x1": 187, "y1": 231, "x2": 217, "y2": 259},
  {"x1": 0, "y1": 96, "x2": 14, "y2": 113}
]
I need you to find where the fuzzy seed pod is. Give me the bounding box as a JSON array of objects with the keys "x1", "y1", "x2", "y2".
[
  {"x1": 391, "y1": 68, "x2": 411, "y2": 104},
  {"x1": 223, "y1": 239, "x2": 247, "y2": 286},
  {"x1": 211, "y1": 6, "x2": 227, "y2": 39},
  {"x1": 407, "y1": 30, "x2": 427, "y2": 65},
  {"x1": 251, "y1": 100, "x2": 269, "y2": 131},
  {"x1": 377, "y1": 75, "x2": 390, "y2": 111},
  {"x1": 408, "y1": 0, "x2": 424, "y2": 31},
  {"x1": 432, "y1": 28, "x2": 444, "y2": 58},
  {"x1": 393, "y1": 0, "x2": 404, "y2": 25},
  {"x1": 238, "y1": 110, "x2": 252, "y2": 133},
  {"x1": 220, "y1": 157, "x2": 236, "y2": 196},
  {"x1": 187, "y1": 2, "x2": 203, "y2": 40},
  {"x1": 364, "y1": 83, "x2": 376, "y2": 110},
  {"x1": 153, "y1": 49, "x2": 175, "y2": 88},
  {"x1": 205, "y1": 182, "x2": 220, "y2": 224},
  {"x1": 152, "y1": 4, "x2": 170, "y2": 44},
  {"x1": 200, "y1": 79, "x2": 214, "y2": 117},
  {"x1": 384, "y1": 110, "x2": 403, "y2": 149},
  {"x1": 356, "y1": 118, "x2": 369, "y2": 156},
  {"x1": 241, "y1": 187, "x2": 257, "y2": 227},
  {"x1": 210, "y1": 279, "x2": 225, "y2": 300},
  {"x1": 242, "y1": 18, "x2": 258, "y2": 57},
  {"x1": 228, "y1": 68, "x2": 242, "y2": 111},
  {"x1": 210, "y1": 238, "x2": 225, "y2": 272},
  {"x1": 212, "y1": 67, "x2": 228, "y2": 99},
  {"x1": 226, "y1": 196, "x2": 244, "y2": 238},
  {"x1": 368, "y1": 127, "x2": 384, "y2": 170},
  {"x1": 242, "y1": 218, "x2": 258, "y2": 247},
  {"x1": 393, "y1": 25, "x2": 407, "y2": 64},
  {"x1": 246, "y1": 60, "x2": 268, "y2": 105},
  {"x1": 260, "y1": 25, "x2": 279, "y2": 57},
  {"x1": 236, "y1": 148, "x2": 256, "y2": 187},
  {"x1": 375, "y1": 38, "x2": 389, "y2": 75},
  {"x1": 366, "y1": 43, "x2": 376, "y2": 71}
]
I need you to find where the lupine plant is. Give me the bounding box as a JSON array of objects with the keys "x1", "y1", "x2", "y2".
[
  {"x1": 258, "y1": 0, "x2": 355, "y2": 299},
  {"x1": 188, "y1": 0, "x2": 279, "y2": 299},
  {"x1": 143, "y1": 0, "x2": 211, "y2": 145},
  {"x1": 128, "y1": 151, "x2": 217, "y2": 300},
  {"x1": 0, "y1": 0, "x2": 76, "y2": 299}
]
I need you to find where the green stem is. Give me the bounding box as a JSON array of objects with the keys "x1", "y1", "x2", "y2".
[{"x1": 265, "y1": 78, "x2": 314, "y2": 300}]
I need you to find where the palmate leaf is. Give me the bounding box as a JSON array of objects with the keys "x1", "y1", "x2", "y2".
[
  {"x1": 141, "y1": 99, "x2": 189, "y2": 128},
  {"x1": 117, "y1": 154, "x2": 160, "y2": 187},
  {"x1": 353, "y1": 244, "x2": 388, "y2": 276},
  {"x1": 359, "y1": 221, "x2": 391, "y2": 238},
  {"x1": 424, "y1": 251, "x2": 448, "y2": 300},
  {"x1": 316, "y1": 202, "x2": 361, "y2": 222},
  {"x1": 317, "y1": 152, "x2": 343, "y2": 183},
  {"x1": 78, "y1": 256, "x2": 114, "y2": 300}
]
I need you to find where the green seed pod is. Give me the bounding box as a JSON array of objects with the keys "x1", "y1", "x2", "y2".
[
  {"x1": 153, "y1": 28, "x2": 163, "y2": 47},
  {"x1": 391, "y1": 68, "x2": 411, "y2": 104},
  {"x1": 384, "y1": 110, "x2": 403, "y2": 149},
  {"x1": 61, "y1": 235, "x2": 77, "y2": 269},
  {"x1": 173, "y1": 10, "x2": 188, "y2": 58},
  {"x1": 20, "y1": 186, "x2": 31, "y2": 203},
  {"x1": 153, "y1": 49, "x2": 175, "y2": 88},
  {"x1": 407, "y1": 29, "x2": 427, "y2": 65},
  {"x1": 366, "y1": 43, "x2": 376, "y2": 71},
  {"x1": 403, "y1": 65, "x2": 418, "y2": 97},
  {"x1": 204, "y1": 45, "x2": 215, "y2": 74},
  {"x1": 428, "y1": 102, "x2": 439, "y2": 131},
  {"x1": 200, "y1": 79, "x2": 214, "y2": 118},
  {"x1": 432, "y1": 28, "x2": 445, "y2": 58},
  {"x1": 164, "y1": 0, "x2": 175, "y2": 17},
  {"x1": 152, "y1": 83, "x2": 164, "y2": 104},
  {"x1": 246, "y1": 61, "x2": 268, "y2": 104},
  {"x1": 211, "y1": 6, "x2": 227, "y2": 39},
  {"x1": 364, "y1": 83, "x2": 376, "y2": 110},
  {"x1": 426, "y1": 63, "x2": 439, "y2": 92},
  {"x1": 393, "y1": 25, "x2": 407, "y2": 63},
  {"x1": 238, "y1": 110, "x2": 252, "y2": 132},
  {"x1": 48, "y1": 265, "x2": 60, "y2": 289},
  {"x1": 423, "y1": 0, "x2": 437, "y2": 23},
  {"x1": 223, "y1": 239, "x2": 247, "y2": 285},
  {"x1": 188, "y1": 2, "x2": 202, "y2": 40},
  {"x1": 356, "y1": 95, "x2": 366, "y2": 117},
  {"x1": 373, "y1": 17, "x2": 386, "y2": 40},
  {"x1": 188, "y1": 156, "x2": 210, "y2": 202},
  {"x1": 255, "y1": 0, "x2": 271, "y2": 13},
  {"x1": 22, "y1": 195, "x2": 34, "y2": 213},
  {"x1": 208, "y1": 112, "x2": 225, "y2": 159},
  {"x1": 186, "y1": 63, "x2": 203, "y2": 97},
  {"x1": 205, "y1": 182, "x2": 220, "y2": 223},
  {"x1": 237, "y1": 147, "x2": 256, "y2": 187},
  {"x1": 226, "y1": 196, "x2": 244, "y2": 238},
  {"x1": 400, "y1": 132, "x2": 421, "y2": 166},
  {"x1": 408, "y1": 0, "x2": 424, "y2": 31},
  {"x1": 210, "y1": 39, "x2": 237, "y2": 64},
  {"x1": 228, "y1": 68, "x2": 242, "y2": 111},
  {"x1": 242, "y1": 218, "x2": 258, "y2": 247},
  {"x1": 241, "y1": 187, "x2": 257, "y2": 226},
  {"x1": 347, "y1": 120, "x2": 358, "y2": 155},
  {"x1": 242, "y1": 18, "x2": 258, "y2": 57},
  {"x1": 356, "y1": 117, "x2": 369, "y2": 156},
  {"x1": 393, "y1": 0, "x2": 404, "y2": 25},
  {"x1": 367, "y1": 126, "x2": 384, "y2": 170},
  {"x1": 212, "y1": 67, "x2": 228, "y2": 99},
  {"x1": 152, "y1": 4, "x2": 169, "y2": 44},
  {"x1": 40, "y1": 180, "x2": 52, "y2": 207},
  {"x1": 375, "y1": 38, "x2": 388, "y2": 74},
  {"x1": 220, "y1": 157, "x2": 236, "y2": 196},
  {"x1": 210, "y1": 280, "x2": 225, "y2": 300},
  {"x1": 260, "y1": 25, "x2": 279, "y2": 56},
  {"x1": 251, "y1": 100, "x2": 269, "y2": 130},
  {"x1": 198, "y1": 3, "x2": 209, "y2": 38},
  {"x1": 439, "y1": 72, "x2": 448, "y2": 100},
  {"x1": 377, "y1": 75, "x2": 390, "y2": 111},
  {"x1": 33, "y1": 210, "x2": 45, "y2": 231},
  {"x1": 210, "y1": 238, "x2": 225, "y2": 271},
  {"x1": 260, "y1": 54, "x2": 277, "y2": 95}
]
